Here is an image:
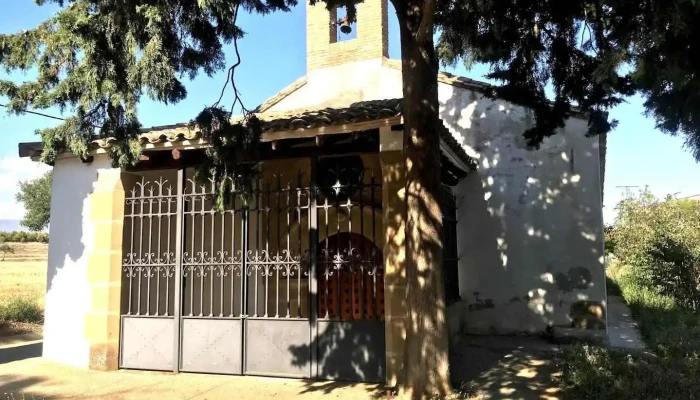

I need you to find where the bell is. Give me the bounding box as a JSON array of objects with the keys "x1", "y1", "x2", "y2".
[{"x1": 338, "y1": 17, "x2": 352, "y2": 35}]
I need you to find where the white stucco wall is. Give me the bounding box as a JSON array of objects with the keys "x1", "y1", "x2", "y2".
[
  {"x1": 268, "y1": 60, "x2": 606, "y2": 334},
  {"x1": 438, "y1": 86, "x2": 606, "y2": 334},
  {"x1": 44, "y1": 155, "x2": 116, "y2": 367},
  {"x1": 267, "y1": 59, "x2": 402, "y2": 111}
]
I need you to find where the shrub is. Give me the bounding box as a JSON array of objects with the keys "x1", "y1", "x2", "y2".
[
  {"x1": 612, "y1": 189, "x2": 700, "y2": 310},
  {"x1": 0, "y1": 231, "x2": 49, "y2": 243},
  {"x1": 0, "y1": 294, "x2": 43, "y2": 324},
  {"x1": 604, "y1": 224, "x2": 616, "y2": 255},
  {"x1": 0, "y1": 241, "x2": 15, "y2": 261},
  {"x1": 643, "y1": 236, "x2": 700, "y2": 310}
]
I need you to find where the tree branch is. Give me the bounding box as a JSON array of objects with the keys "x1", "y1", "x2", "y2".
[
  {"x1": 0, "y1": 103, "x2": 64, "y2": 122},
  {"x1": 0, "y1": 103, "x2": 103, "y2": 129},
  {"x1": 211, "y1": 3, "x2": 250, "y2": 118}
]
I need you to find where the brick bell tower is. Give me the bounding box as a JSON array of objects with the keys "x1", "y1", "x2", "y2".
[{"x1": 306, "y1": 0, "x2": 389, "y2": 71}]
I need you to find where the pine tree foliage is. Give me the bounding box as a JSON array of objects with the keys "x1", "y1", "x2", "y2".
[
  {"x1": 192, "y1": 107, "x2": 262, "y2": 208},
  {"x1": 0, "y1": 0, "x2": 297, "y2": 177},
  {"x1": 436, "y1": 0, "x2": 700, "y2": 156}
]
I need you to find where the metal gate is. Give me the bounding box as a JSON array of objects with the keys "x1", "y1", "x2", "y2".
[{"x1": 119, "y1": 157, "x2": 385, "y2": 382}]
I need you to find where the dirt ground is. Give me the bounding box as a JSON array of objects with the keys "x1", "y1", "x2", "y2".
[
  {"x1": 0, "y1": 242, "x2": 48, "y2": 305},
  {"x1": 0, "y1": 322, "x2": 43, "y2": 347}
]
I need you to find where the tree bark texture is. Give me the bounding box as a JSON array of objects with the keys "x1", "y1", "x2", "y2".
[{"x1": 392, "y1": 0, "x2": 451, "y2": 398}]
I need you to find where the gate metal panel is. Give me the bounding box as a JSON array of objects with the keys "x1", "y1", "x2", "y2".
[
  {"x1": 244, "y1": 319, "x2": 311, "y2": 378},
  {"x1": 120, "y1": 172, "x2": 179, "y2": 372},
  {"x1": 313, "y1": 156, "x2": 386, "y2": 383},
  {"x1": 177, "y1": 175, "x2": 248, "y2": 374},
  {"x1": 180, "y1": 318, "x2": 243, "y2": 374},
  {"x1": 317, "y1": 320, "x2": 385, "y2": 383},
  {"x1": 120, "y1": 316, "x2": 174, "y2": 371}
]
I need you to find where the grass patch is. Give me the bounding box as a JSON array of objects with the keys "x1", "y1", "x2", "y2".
[
  {"x1": 560, "y1": 265, "x2": 700, "y2": 399},
  {"x1": 0, "y1": 293, "x2": 44, "y2": 325},
  {"x1": 0, "y1": 243, "x2": 48, "y2": 307}
]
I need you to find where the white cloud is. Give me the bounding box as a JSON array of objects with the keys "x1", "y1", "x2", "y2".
[{"x1": 0, "y1": 156, "x2": 52, "y2": 220}]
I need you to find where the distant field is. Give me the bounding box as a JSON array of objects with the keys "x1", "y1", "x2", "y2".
[{"x1": 0, "y1": 243, "x2": 48, "y2": 306}]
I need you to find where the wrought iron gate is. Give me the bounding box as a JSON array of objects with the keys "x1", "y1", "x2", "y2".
[{"x1": 119, "y1": 157, "x2": 386, "y2": 382}]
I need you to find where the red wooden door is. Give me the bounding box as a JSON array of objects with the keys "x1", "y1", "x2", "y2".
[{"x1": 317, "y1": 232, "x2": 384, "y2": 320}]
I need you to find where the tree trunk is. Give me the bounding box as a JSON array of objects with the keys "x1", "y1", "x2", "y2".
[{"x1": 393, "y1": 0, "x2": 451, "y2": 398}]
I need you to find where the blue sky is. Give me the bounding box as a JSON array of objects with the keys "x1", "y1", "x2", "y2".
[{"x1": 2, "y1": 1, "x2": 700, "y2": 223}]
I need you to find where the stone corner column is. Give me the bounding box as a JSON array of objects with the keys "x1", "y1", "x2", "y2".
[
  {"x1": 379, "y1": 126, "x2": 407, "y2": 388},
  {"x1": 85, "y1": 170, "x2": 136, "y2": 371}
]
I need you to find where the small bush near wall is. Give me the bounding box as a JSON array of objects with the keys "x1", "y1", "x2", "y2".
[
  {"x1": 0, "y1": 231, "x2": 49, "y2": 243},
  {"x1": 0, "y1": 293, "x2": 43, "y2": 324},
  {"x1": 612, "y1": 189, "x2": 700, "y2": 311},
  {"x1": 646, "y1": 237, "x2": 700, "y2": 310},
  {"x1": 604, "y1": 225, "x2": 616, "y2": 255}
]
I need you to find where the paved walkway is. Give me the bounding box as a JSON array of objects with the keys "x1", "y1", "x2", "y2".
[
  {"x1": 606, "y1": 295, "x2": 646, "y2": 351},
  {"x1": 0, "y1": 358, "x2": 382, "y2": 400}
]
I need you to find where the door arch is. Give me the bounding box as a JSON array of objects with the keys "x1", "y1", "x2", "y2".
[{"x1": 317, "y1": 232, "x2": 385, "y2": 321}]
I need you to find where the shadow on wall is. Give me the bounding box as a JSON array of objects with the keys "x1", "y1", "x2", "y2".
[
  {"x1": 440, "y1": 85, "x2": 606, "y2": 335},
  {"x1": 45, "y1": 158, "x2": 93, "y2": 288},
  {"x1": 43, "y1": 157, "x2": 103, "y2": 365}
]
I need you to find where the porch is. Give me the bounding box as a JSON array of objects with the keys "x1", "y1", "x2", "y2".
[{"x1": 18, "y1": 98, "x2": 477, "y2": 386}]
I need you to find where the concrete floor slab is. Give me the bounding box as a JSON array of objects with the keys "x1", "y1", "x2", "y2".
[
  {"x1": 0, "y1": 358, "x2": 383, "y2": 400},
  {"x1": 606, "y1": 295, "x2": 646, "y2": 351}
]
